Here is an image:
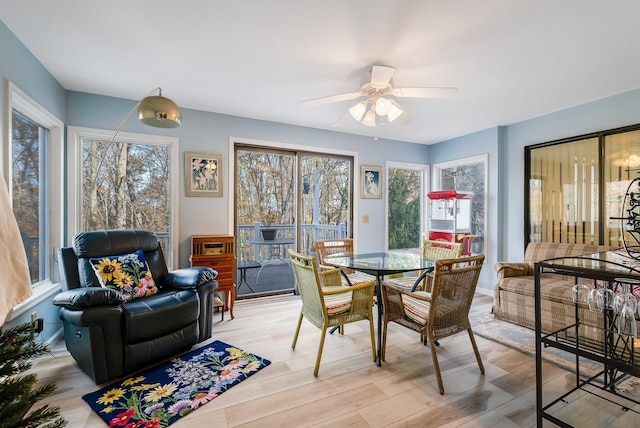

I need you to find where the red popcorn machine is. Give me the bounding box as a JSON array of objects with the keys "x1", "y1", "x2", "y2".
[{"x1": 427, "y1": 190, "x2": 475, "y2": 255}]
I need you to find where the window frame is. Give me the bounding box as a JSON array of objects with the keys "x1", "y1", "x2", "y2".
[
  {"x1": 3, "y1": 81, "x2": 64, "y2": 319},
  {"x1": 66, "y1": 126, "x2": 180, "y2": 269},
  {"x1": 432, "y1": 154, "x2": 488, "y2": 256}
]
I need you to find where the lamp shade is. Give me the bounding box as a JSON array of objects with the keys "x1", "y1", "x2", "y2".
[
  {"x1": 387, "y1": 102, "x2": 403, "y2": 122},
  {"x1": 375, "y1": 97, "x2": 392, "y2": 115},
  {"x1": 138, "y1": 94, "x2": 182, "y2": 128},
  {"x1": 349, "y1": 101, "x2": 367, "y2": 121},
  {"x1": 361, "y1": 107, "x2": 376, "y2": 127}
]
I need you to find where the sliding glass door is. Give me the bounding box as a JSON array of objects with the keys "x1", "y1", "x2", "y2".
[{"x1": 235, "y1": 145, "x2": 353, "y2": 296}]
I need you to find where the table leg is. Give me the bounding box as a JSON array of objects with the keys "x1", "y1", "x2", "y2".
[
  {"x1": 237, "y1": 267, "x2": 257, "y2": 293},
  {"x1": 229, "y1": 284, "x2": 235, "y2": 319},
  {"x1": 376, "y1": 275, "x2": 383, "y2": 367}
]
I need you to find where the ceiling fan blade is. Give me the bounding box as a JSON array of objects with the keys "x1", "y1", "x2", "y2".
[
  {"x1": 302, "y1": 91, "x2": 363, "y2": 108},
  {"x1": 331, "y1": 111, "x2": 353, "y2": 127},
  {"x1": 392, "y1": 87, "x2": 459, "y2": 99},
  {"x1": 396, "y1": 109, "x2": 414, "y2": 125},
  {"x1": 370, "y1": 65, "x2": 395, "y2": 87}
]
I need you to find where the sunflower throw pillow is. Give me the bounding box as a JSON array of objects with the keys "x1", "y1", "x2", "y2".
[{"x1": 89, "y1": 249, "x2": 158, "y2": 302}]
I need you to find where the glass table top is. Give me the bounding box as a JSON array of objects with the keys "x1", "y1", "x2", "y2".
[
  {"x1": 538, "y1": 249, "x2": 640, "y2": 280},
  {"x1": 324, "y1": 251, "x2": 435, "y2": 275}
]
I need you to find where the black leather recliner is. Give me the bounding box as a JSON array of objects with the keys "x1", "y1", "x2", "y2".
[{"x1": 53, "y1": 229, "x2": 218, "y2": 384}]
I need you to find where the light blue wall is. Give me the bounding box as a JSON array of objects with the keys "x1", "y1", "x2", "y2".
[
  {"x1": 66, "y1": 91, "x2": 429, "y2": 265},
  {"x1": 429, "y1": 127, "x2": 501, "y2": 290},
  {"x1": 0, "y1": 22, "x2": 65, "y2": 123},
  {"x1": 0, "y1": 20, "x2": 66, "y2": 342}
]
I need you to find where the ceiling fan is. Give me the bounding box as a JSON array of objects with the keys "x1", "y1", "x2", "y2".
[{"x1": 302, "y1": 65, "x2": 458, "y2": 127}]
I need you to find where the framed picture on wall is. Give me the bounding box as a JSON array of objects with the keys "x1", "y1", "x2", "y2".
[
  {"x1": 185, "y1": 151, "x2": 223, "y2": 197},
  {"x1": 360, "y1": 165, "x2": 383, "y2": 199}
]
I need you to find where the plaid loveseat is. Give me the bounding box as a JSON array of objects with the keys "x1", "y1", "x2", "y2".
[{"x1": 492, "y1": 242, "x2": 614, "y2": 337}]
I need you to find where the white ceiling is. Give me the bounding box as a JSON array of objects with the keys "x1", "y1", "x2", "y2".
[{"x1": 2, "y1": 1, "x2": 640, "y2": 145}]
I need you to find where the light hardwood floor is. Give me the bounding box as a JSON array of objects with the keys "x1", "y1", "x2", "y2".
[{"x1": 32, "y1": 293, "x2": 580, "y2": 427}]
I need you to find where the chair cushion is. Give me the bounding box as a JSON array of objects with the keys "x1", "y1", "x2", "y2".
[
  {"x1": 346, "y1": 271, "x2": 375, "y2": 285},
  {"x1": 403, "y1": 292, "x2": 431, "y2": 325},
  {"x1": 385, "y1": 276, "x2": 421, "y2": 291},
  {"x1": 90, "y1": 249, "x2": 158, "y2": 302},
  {"x1": 122, "y1": 289, "x2": 199, "y2": 343},
  {"x1": 324, "y1": 291, "x2": 352, "y2": 315}
]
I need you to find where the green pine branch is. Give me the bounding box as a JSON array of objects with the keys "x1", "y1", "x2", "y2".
[{"x1": 0, "y1": 323, "x2": 66, "y2": 428}]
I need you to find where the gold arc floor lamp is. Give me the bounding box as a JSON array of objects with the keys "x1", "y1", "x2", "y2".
[{"x1": 109, "y1": 87, "x2": 182, "y2": 144}]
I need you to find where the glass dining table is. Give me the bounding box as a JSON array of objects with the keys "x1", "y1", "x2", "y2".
[{"x1": 324, "y1": 251, "x2": 435, "y2": 366}]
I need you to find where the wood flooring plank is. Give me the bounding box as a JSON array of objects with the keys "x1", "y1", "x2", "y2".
[{"x1": 29, "y1": 293, "x2": 571, "y2": 427}]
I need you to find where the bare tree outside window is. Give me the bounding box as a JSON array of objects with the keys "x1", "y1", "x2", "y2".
[
  {"x1": 301, "y1": 155, "x2": 351, "y2": 228},
  {"x1": 12, "y1": 110, "x2": 44, "y2": 283},
  {"x1": 81, "y1": 138, "x2": 171, "y2": 239},
  {"x1": 236, "y1": 150, "x2": 296, "y2": 227}
]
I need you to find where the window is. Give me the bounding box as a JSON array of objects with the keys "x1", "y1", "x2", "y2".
[
  {"x1": 526, "y1": 124, "x2": 640, "y2": 248},
  {"x1": 432, "y1": 155, "x2": 487, "y2": 255},
  {"x1": 67, "y1": 127, "x2": 179, "y2": 269},
  {"x1": 5, "y1": 82, "x2": 63, "y2": 297},
  {"x1": 12, "y1": 110, "x2": 46, "y2": 283},
  {"x1": 527, "y1": 138, "x2": 599, "y2": 244},
  {"x1": 386, "y1": 162, "x2": 428, "y2": 251}
]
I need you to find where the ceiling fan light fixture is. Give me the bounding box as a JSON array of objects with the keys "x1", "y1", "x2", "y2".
[
  {"x1": 349, "y1": 101, "x2": 367, "y2": 121},
  {"x1": 361, "y1": 106, "x2": 376, "y2": 127},
  {"x1": 375, "y1": 97, "x2": 392, "y2": 115},
  {"x1": 387, "y1": 103, "x2": 403, "y2": 122}
]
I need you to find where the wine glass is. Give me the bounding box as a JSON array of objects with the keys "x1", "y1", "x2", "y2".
[
  {"x1": 618, "y1": 297, "x2": 638, "y2": 337},
  {"x1": 596, "y1": 287, "x2": 615, "y2": 310},
  {"x1": 587, "y1": 286, "x2": 600, "y2": 311},
  {"x1": 613, "y1": 283, "x2": 637, "y2": 312},
  {"x1": 571, "y1": 280, "x2": 588, "y2": 304}
]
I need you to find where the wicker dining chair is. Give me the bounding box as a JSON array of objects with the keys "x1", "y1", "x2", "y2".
[
  {"x1": 382, "y1": 239, "x2": 464, "y2": 292},
  {"x1": 289, "y1": 249, "x2": 376, "y2": 376},
  {"x1": 315, "y1": 238, "x2": 376, "y2": 287},
  {"x1": 380, "y1": 254, "x2": 485, "y2": 394}
]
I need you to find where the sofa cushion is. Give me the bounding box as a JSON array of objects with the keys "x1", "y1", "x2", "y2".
[
  {"x1": 523, "y1": 242, "x2": 613, "y2": 267},
  {"x1": 499, "y1": 275, "x2": 579, "y2": 306},
  {"x1": 90, "y1": 249, "x2": 158, "y2": 302}
]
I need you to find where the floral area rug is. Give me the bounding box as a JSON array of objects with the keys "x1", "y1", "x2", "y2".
[
  {"x1": 471, "y1": 317, "x2": 601, "y2": 377},
  {"x1": 82, "y1": 340, "x2": 271, "y2": 427}
]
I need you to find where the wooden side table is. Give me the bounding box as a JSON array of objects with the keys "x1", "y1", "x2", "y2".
[{"x1": 190, "y1": 235, "x2": 236, "y2": 319}]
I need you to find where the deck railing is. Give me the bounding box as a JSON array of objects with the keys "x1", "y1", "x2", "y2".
[{"x1": 236, "y1": 222, "x2": 347, "y2": 262}]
